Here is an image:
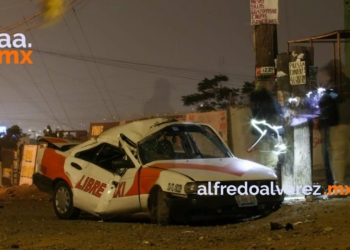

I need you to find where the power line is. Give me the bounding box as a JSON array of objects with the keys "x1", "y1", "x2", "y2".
[
  {"x1": 9, "y1": 0, "x2": 74, "y2": 129},
  {"x1": 0, "y1": 0, "x2": 32, "y2": 11},
  {"x1": 74, "y1": 5, "x2": 121, "y2": 121},
  {"x1": 2, "y1": 65, "x2": 71, "y2": 127},
  {"x1": 29, "y1": 48, "x2": 254, "y2": 83},
  {"x1": 0, "y1": 0, "x2": 85, "y2": 34},
  {"x1": 0, "y1": 10, "x2": 44, "y2": 33},
  {"x1": 64, "y1": 9, "x2": 119, "y2": 121},
  {"x1": 27, "y1": 29, "x2": 74, "y2": 129}
]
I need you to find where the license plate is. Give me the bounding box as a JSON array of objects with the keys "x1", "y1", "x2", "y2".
[{"x1": 235, "y1": 195, "x2": 258, "y2": 207}]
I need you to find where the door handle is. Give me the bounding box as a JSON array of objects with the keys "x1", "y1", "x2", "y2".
[{"x1": 71, "y1": 162, "x2": 82, "y2": 170}]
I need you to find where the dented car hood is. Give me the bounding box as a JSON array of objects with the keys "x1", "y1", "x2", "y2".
[{"x1": 147, "y1": 157, "x2": 277, "y2": 181}]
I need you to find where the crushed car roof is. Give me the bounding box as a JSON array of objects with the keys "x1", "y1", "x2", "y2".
[
  {"x1": 37, "y1": 136, "x2": 81, "y2": 151},
  {"x1": 97, "y1": 118, "x2": 198, "y2": 143}
]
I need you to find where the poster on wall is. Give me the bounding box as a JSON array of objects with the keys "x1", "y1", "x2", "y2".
[
  {"x1": 19, "y1": 145, "x2": 39, "y2": 185},
  {"x1": 2, "y1": 168, "x2": 12, "y2": 185},
  {"x1": 186, "y1": 111, "x2": 227, "y2": 143},
  {"x1": 289, "y1": 61, "x2": 306, "y2": 85},
  {"x1": 250, "y1": 0, "x2": 279, "y2": 25}
]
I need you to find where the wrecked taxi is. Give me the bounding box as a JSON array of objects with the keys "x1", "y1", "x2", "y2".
[{"x1": 33, "y1": 118, "x2": 283, "y2": 225}]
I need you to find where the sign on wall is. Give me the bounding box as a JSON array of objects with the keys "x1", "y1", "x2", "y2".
[
  {"x1": 289, "y1": 61, "x2": 306, "y2": 85},
  {"x1": 90, "y1": 122, "x2": 119, "y2": 138},
  {"x1": 250, "y1": 0, "x2": 279, "y2": 25},
  {"x1": 91, "y1": 125, "x2": 105, "y2": 137},
  {"x1": 256, "y1": 66, "x2": 275, "y2": 80}
]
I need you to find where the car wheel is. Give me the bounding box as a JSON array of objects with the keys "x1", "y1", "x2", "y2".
[
  {"x1": 149, "y1": 187, "x2": 171, "y2": 225},
  {"x1": 53, "y1": 181, "x2": 80, "y2": 220}
]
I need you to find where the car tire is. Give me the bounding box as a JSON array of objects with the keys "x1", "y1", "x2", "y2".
[
  {"x1": 53, "y1": 181, "x2": 80, "y2": 220},
  {"x1": 149, "y1": 187, "x2": 171, "y2": 225}
]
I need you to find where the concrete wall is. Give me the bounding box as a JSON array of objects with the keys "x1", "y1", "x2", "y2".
[{"x1": 227, "y1": 106, "x2": 260, "y2": 163}]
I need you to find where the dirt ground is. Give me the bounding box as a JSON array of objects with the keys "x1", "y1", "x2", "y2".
[{"x1": 0, "y1": 185, "x2": 350, "y2": 250}]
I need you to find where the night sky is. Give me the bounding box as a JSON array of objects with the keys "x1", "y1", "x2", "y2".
[{"x1": 0, "y1": 0, "x2": 343, "y2": 136}]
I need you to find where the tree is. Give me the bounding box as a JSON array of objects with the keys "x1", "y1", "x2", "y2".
[
  {"x1": 0, "y1": 125, "x2": 26, "y2": 150},
  {"x1": 44, "y1": 125, "x2": 55, "y2": 137},
  {"x1": 181, "y1": 75, "x2": 240, "y2": 112},
  {"x1": 320, "y1": 59, "x2": 350, "y2": 95},
  {"x1": 239, "y1": 81, "x2": 255, "y2": 104},
  {"x1": 181, "y1": 75, "x2": 255, "y2": 112}
]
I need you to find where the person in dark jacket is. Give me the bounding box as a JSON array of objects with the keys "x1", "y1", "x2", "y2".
[
  {"x1": 318, "y1": 89, "x2": 339, "y2": 186},
  {"x1": 250, "y1": 86, "x2": 284, "y2": 137}
]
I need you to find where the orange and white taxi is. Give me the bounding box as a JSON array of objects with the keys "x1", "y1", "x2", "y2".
[{"x1": 33, "y1": 118, "x2": 283, "y2": 225}]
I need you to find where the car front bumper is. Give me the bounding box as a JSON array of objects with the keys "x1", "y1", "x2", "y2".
[{"x1": 168, "y1": 193, "x2": 284, "y2": 218}]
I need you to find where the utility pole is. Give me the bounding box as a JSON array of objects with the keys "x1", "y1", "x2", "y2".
[
  {"x1": 344, "y1": 0, "x2": 350, "y2": 88},
  {"x1": 250, "y1": 0, "x2": 281, "y2": 184},
  {"x1": 254, "y1": 24, "x2": 278, "y2": 73},
  {"x1": 251, "y1": 0, "x2": 279, "y2": 90},
  {"x1": 254, "y1": 24, "x2": 278, "y2": 92}
]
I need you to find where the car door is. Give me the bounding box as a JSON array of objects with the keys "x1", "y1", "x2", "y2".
[
  {"x1": 103, "y1": 166, "x2": 141, "y2": 215},
  {"x1": 65, "y1": 142, "x2": 123, "y2": 215},
  {"x1": 68, "y1": 141, "x2": 144, "y2": 216}
]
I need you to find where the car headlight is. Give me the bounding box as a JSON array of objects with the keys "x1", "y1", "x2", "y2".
[{"x1": 184, "y1": 182, "x2": 198, "y2": 194}]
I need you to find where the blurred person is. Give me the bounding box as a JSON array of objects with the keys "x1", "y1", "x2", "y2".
[
  {"x1": 329, "y1": 95, "x2": 350, "y2": 187},
  {"x1": 318, "y1": 88, "x2": 339, "y2": 186},
  {"x1": 250, "y1": 80, "x2": 284, "y2": 173}
]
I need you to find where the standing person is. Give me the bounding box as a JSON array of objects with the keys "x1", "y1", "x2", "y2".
[
  {"x1": 250, "y1": 81, "x2": 284, "y2": 173},
  {"x1": 318, "y1": 88, "x2": 339, "y2": 187},
  {"x1": 329, "y1": 96, "x2": 350, "y2": 187}
]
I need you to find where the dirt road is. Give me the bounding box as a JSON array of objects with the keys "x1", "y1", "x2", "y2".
[{"x1": 0, "y1": 185, "x2": 350, "y2": 250}]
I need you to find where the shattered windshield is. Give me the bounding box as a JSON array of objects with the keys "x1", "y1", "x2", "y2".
[{"x1": 138, "y1": 124, "x2": 232, "y2": 164}]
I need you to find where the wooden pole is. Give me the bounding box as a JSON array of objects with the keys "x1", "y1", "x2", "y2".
[
  {"x1": 344, "y1": 0, "x2": 350, "y2": 90},
  {"x1": 254, "y1": 24, "x2": 278, "y2": 89},
  {"x1": 254, "y1": 25, "x2": 278, "y2": 67}
]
